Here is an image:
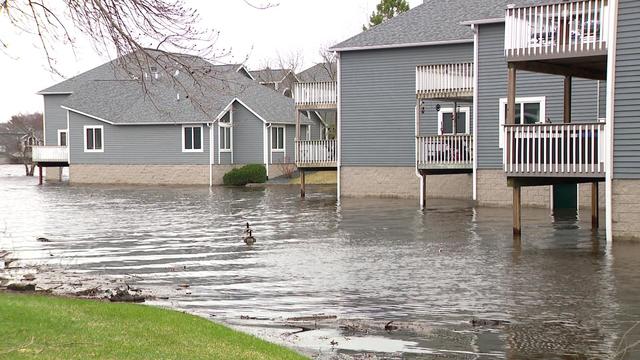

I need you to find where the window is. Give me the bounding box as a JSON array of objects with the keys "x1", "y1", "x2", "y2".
[
  {"x1": 58, "y1": 129, "x2": 68, "y2": 147},
  {"x1": 499, "y1": 97, "x2": 546, "y2": 148},
  {"x1": 219, "y1": 124, "x2": 232, "y2": 152},
  {"x1": 438, "y1": 107, "x2": 470, "y2": 135},
  {"x1": 271, "y1": 126, "x2": 285, "y2": 151},
  {"x1": 84, "y1": 125, "x2": 103, "y2": 152},
  {"x1": 183, "y1": 125, "x2": 203, "y2": 152}
]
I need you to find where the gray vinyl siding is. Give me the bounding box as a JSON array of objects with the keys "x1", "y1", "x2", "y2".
[
  {"x1": 68, "y1": 111, "x2": 210, "y2": 165},
  {"x1": 477, "y1": 23, "x2": 601, "y2": 169},
  {"x1": 307, "y1": 112, "x2": 326, "y2": 140},
  {"x1": 614, "y1": 0, "x2": 640, "y2": 179},
  {"x1": 231, "y1": 103, "x2": 264, "y2": 164},
  {"x1": 340, "y1": 44, "x2": 473, "y2": 166},
  {"x1": 44, "y1": 95, "x2": 70, "y2": 145}
]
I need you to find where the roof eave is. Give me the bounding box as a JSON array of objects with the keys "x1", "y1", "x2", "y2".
[
  {"x1": 460, "y1": 18, "x2": 505, "y2": 26},
  {"x1": 331, "y1": 38, "x2": 474, "y2": 52},
  {"x1": 37, "y1": 91, "x2": 73, "y2": 96}
]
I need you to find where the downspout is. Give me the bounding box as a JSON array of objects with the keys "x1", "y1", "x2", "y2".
[
  {"x1": 415, "y1": 97, "x2": 424, "y2": 208},
  {"x1": 336, "y1": 52, "x2": 342, "y2": 201},
  {"x1": 605, "y1": 0, "x2": 620, "y2": 244},
  {"x1": 263, "y1": 123, "x2": 269, "y2": 178},
  {"x1": 208, "y1": 122, "x2": 213, "y2": 187},
  {"x1": 472, "y1": 23, "x2": 479, "y2": 201}
]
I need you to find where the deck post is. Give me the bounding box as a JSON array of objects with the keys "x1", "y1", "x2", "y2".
[
  {"x1": 295, "y1": 110, "x2": 300, "y2": 141},
  {"x1": 564, "y1": 75, "x2": 572, "y2": 123},
  {"x1": 422, "y1": 174, "x2": 427, "y2": 208},
  {"x1": 38, "y1": 165, "x2": 43, "y2": 185},
  {"x1": 507, "y1": 64, "x2": 517, "y2": 125},
  {"x1": 513, "y1": 185, "x2": 521, "y2": 236},
  {"x1": 300, "y1": 169, "x2": 306, "y2": 198},
  {"x1": 592, "y1": 182, "x2": 599, "y2": 229}
]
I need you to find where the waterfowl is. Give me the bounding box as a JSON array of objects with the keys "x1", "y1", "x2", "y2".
[
  {"x1": 244, "y1": 229, "x2": 256, "y2": 246},
  {"x1": 244, "y1": 222, "x2": 251, "y2": 235}
]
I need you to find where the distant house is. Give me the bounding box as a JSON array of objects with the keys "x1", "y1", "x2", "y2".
[
  {"x1": 34, "y1": 51, "x2": 329, "y2": 185},
  {"x1": 249, "y1": 68, "x2": 299, "y2": 97}
]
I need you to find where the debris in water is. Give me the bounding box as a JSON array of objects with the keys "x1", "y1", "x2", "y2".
[
  {"x1": 470, "y1": 318, "x2": 510, "y2": 327},
  {"x1": 108, "y1": 288, "x2": 145, "y2": 303},
  {"x1": 287, "y1": 314, "x2": 337, "y2": 322},
  {"x1": 7, "y1": 283, "x2": 36, "y2": 292},
  {"x1": 36, "y1": 237, "x2": 51, "y2": 243},
  {"x1": 76, "y1": 287, "x2": 103, "y2": 297},
  {"x1": 22, "y1": 274, "x2": 36, "y2": 281}
]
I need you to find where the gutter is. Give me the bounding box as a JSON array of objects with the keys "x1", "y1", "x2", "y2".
[{"x1": 331, "y1": 39, "x2": 473, "y2": 53}]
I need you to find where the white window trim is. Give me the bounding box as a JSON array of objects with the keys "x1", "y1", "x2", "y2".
[
  {"x1": 182, "y1": 124, "x2": 204, "y2": 153},
  {"x1": 498, "y1": 96, "x2": 546, "y2": 148},
  {"x1": 306, "y1": 125, "x2": 311, "y2": 140},
  {"x1": 437, "y1": 107, "x2": 471, "y2": 135},
  {"x1": 83, "y1": 125, "x2": 104, "y2": 153},
  {"x1": 57, "y1": 129, "x2": 68, "y2": 147},
  {"x1": 271, "y1": 126, "x2": 286, "y2": 152},
  {"x1": 218, "y1": 122, "x2": 232, "y2": 153}
]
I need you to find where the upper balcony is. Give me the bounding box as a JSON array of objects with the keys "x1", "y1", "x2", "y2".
[
  {"x1": 417, "y1": 134, "x2": 473, "y2": 174},
  {"x1": 293, "y1": 82, "x2": 337, "y2": 110},
  {"x1": 505, "y1": 0, "x2": 609, "y2": 67},
  {"x1": 416, "y1": 63, "x2": 474, "y2": 101},
  {"x1": 31, "y1": 146, "x2": 69, "y2": 165}
]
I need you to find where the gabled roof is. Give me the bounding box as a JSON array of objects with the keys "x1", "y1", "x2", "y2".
[
  {"x1": 297, "y1": 63, "x2": 337, "y2": 83},
  {"x1": 45, "y1": 51, "x2": 309, "y2": 126},
  {"x1": 331, "y1": 0, "x2": 543, "y2": 52},
  {"x1": 249, "y1": 68, "x2": 295, "y2": 84}
]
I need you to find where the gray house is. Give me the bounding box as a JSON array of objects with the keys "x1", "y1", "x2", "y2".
[
  {"x1": 35, "y1": 51, "x2": 327, "y2": 185},
  {"x1": 318, "y1": 0, "x2": 637, "y2": 240},
  {"x1": 250, "y1": 68, "x2": 300, "y2": 98}
]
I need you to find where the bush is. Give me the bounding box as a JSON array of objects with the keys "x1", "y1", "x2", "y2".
[{"x1": 223, "y1": 164, "x2": 267, "y2": 186}]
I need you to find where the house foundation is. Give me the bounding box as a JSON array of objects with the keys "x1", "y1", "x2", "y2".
[
  {"x1": 612, "y1": 179, "x2": 640, "y2": 241},
  {"x1": 69, "y1": 164, "x2": 210, "y2": 185},
  {"x1": 477, "y1": 169, "x2": 550, "y2": 208}
]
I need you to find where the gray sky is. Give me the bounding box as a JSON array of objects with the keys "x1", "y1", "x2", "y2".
[{"x1": 0, "y1": 0, "x2": 422, "y2": 123}]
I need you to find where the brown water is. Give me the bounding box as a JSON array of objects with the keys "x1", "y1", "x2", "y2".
[{"x1": 1, "y1": 164, "x2": 639, "y2": 359}]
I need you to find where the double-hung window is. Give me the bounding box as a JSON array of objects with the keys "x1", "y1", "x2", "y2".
[
  {"x1": 271, "y1": 126, "x2": 284, "y2": 152},
  {"x1": 84, "y1": 125, "x2": 103, "y2": 152},
  {"x1": 58, "y1": 129, "x2": 68, "y2": 147},
  {"x1": 438, "y1": 107, "x2": 470, "y2": 135},
  {"x1": 499, "y1": 97, "x2": 546, "y2": 148},
  {"x1": 219, "y1": 122, "x2": 232, "y2": 152},
  {"x1": 183, "y1": 125, "x2": 203, "y2": 152}
]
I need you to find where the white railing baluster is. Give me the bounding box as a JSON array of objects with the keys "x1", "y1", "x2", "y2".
[
  {"x1": 31, "y1": 146, "x2": 69, "y2": 163},
  {"x1": 293, "y1": 82, "x2": 337, "y2": 108}
]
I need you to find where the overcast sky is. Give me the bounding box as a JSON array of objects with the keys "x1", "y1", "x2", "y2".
[{"x1": 0, "y1": 0, "x2": 422, "y2": 123}]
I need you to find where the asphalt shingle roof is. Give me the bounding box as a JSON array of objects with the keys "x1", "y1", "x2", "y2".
[
  {"x1": 297, "y1": 63, "x2": 337, "y2": 83},
  {"x1": 249, "y1": 68, "x2": 292, "y2": 83},
  {"x1": 40, "y1": 51, "x2": 308, "y2": 126},
  {"x1": 332, "y1": 0, "x2": 543, "y2": 51}
]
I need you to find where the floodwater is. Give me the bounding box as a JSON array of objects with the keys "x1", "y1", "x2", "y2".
[{"x1": 1, "y1": 164, "x2": 639, "y2": 359}]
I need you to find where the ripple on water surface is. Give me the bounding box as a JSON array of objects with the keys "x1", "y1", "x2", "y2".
[{"x1": 1, "y1": 165, "x2": 640, "y2": 359}]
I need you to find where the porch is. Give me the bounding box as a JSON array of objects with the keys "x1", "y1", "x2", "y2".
[
  {"x1": 416, "y1": 63, "x2": 474, "y2": 101},
  {"x1": 31, "y1": 146, "x2": 69, "y2": 185},
  {"x1": 417, "y1": 134, "x2": 473, "y2": 174},
  {"x1": 295, "y1": 139, "x2": 337, "y2": 169}
]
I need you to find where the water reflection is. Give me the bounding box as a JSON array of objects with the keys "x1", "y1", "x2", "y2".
[{"x1": 0, "y1": 165, "x2": 639, "y2": 359}]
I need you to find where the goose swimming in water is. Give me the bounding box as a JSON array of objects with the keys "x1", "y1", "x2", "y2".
[
  {"x1": 244, "y1": 222, "x2": 251, "y2": 235},
  {"x1": 244, "y1": 229, "x2": 256, "y2": 246}
]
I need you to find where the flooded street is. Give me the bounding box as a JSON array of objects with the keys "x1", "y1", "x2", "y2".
[{"x1": 1, "y1": 164, "x2": 639, "y2": 359}]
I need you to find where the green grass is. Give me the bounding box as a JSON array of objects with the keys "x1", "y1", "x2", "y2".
[
  {"x1": 289, "y1": 171, "x2": 337, "y2": 185},
  {"x1": 0, "y1": 292, "x2": 307, "y2": 360}
]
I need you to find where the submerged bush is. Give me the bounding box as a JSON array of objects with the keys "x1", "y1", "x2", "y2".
[{"x1": 223, "y1": 164, "x2": 267, "y2": 186}]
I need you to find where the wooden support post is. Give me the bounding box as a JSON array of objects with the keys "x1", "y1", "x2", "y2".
[
  {"x1": 507, "y1": 64, "x2": 517, "y2": 125},
  {"x1": 422, "y1": 174, "x2": 427, "y2": 208},
  {"x1": 513, "y1": 185, "x2": 521, "y2": 236},
  {"x1": 564, "y1": 75, "x2": 572, "y2": 123},
  {"x1": 300, "y1": 170, "x2": 306, "y2": 198},
  {"x1": 38, "y1": 165, "x2": 43, "y2": 185},
  {"x1": 295, "y1": 110, "x2": 300, "y2": 141},
  {"x1": 592, "y1": 182, "x2": 599, "y2": 229}
]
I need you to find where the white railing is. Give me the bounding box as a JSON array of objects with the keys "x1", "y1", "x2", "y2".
[
  {"x1": 295, "y1": 140, "x2": 337, "y2": 167},
  {"x1": 293, "y1": 82, "x2": 337, "y2": 108},
  {"x1": 417, "y1": 134, "x2": 473, "y2": 168},
  {"x1": 503, "y1": 123, "x2": 605, "y2": 175},
  {"x1": 505, "y1": 0, "x2": 609, "y2": 58},
  {"x1": 416, "y1": 63, "x2": 474, "y2": 99},
  {"x1": 31, "y1": 146, "x2": 69, "y2": 163}
]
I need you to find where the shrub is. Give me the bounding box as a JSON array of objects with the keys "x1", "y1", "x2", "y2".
[{"x1": 223, "y1": 164, "x2": 267, "y2": 186}]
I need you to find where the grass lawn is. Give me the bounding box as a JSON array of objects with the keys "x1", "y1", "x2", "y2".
[
  {"x1": 289, "y1": 171, "x2": 337, "y2": 185},
  {"x1": 0, "y1": 292, "x2": 307, "y2": 360}
]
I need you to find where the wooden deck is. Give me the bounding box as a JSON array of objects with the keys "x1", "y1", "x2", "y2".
[
  {"x1": 295, "y1": 140, "x2": 337, "y2": 169},
  {"x1": 416, "y1": 63, "x2": 474, "y2": 101},
  {"x1": 417, "y1": 134, "x2": 473, "y2": 174},
  {"x1": 293, "y1": 82, "x2": 337, "y2": 110}
]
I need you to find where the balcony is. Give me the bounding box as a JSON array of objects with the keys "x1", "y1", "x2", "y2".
[
  {"x1": 295, "y1": 140, "x2": 337, "y2": 168},
  {"x1": 505, "y1": 0, "x2": 609, "y2": 63},
  {"x1": 293, "y1": 82, "x2": 337, "y2": 110},
  {"x1": 503, "y1": 122, "x2": 605, "y2": 178},
  {"x1": 416, "y1": 63, "x2": 474, "y2": 101},
  {"x1": 31, "y1": 146, "x2": 69, "y2": 165},
  {"x1": 417, "y1": 134, "x2": 473, "y2": 173}
]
